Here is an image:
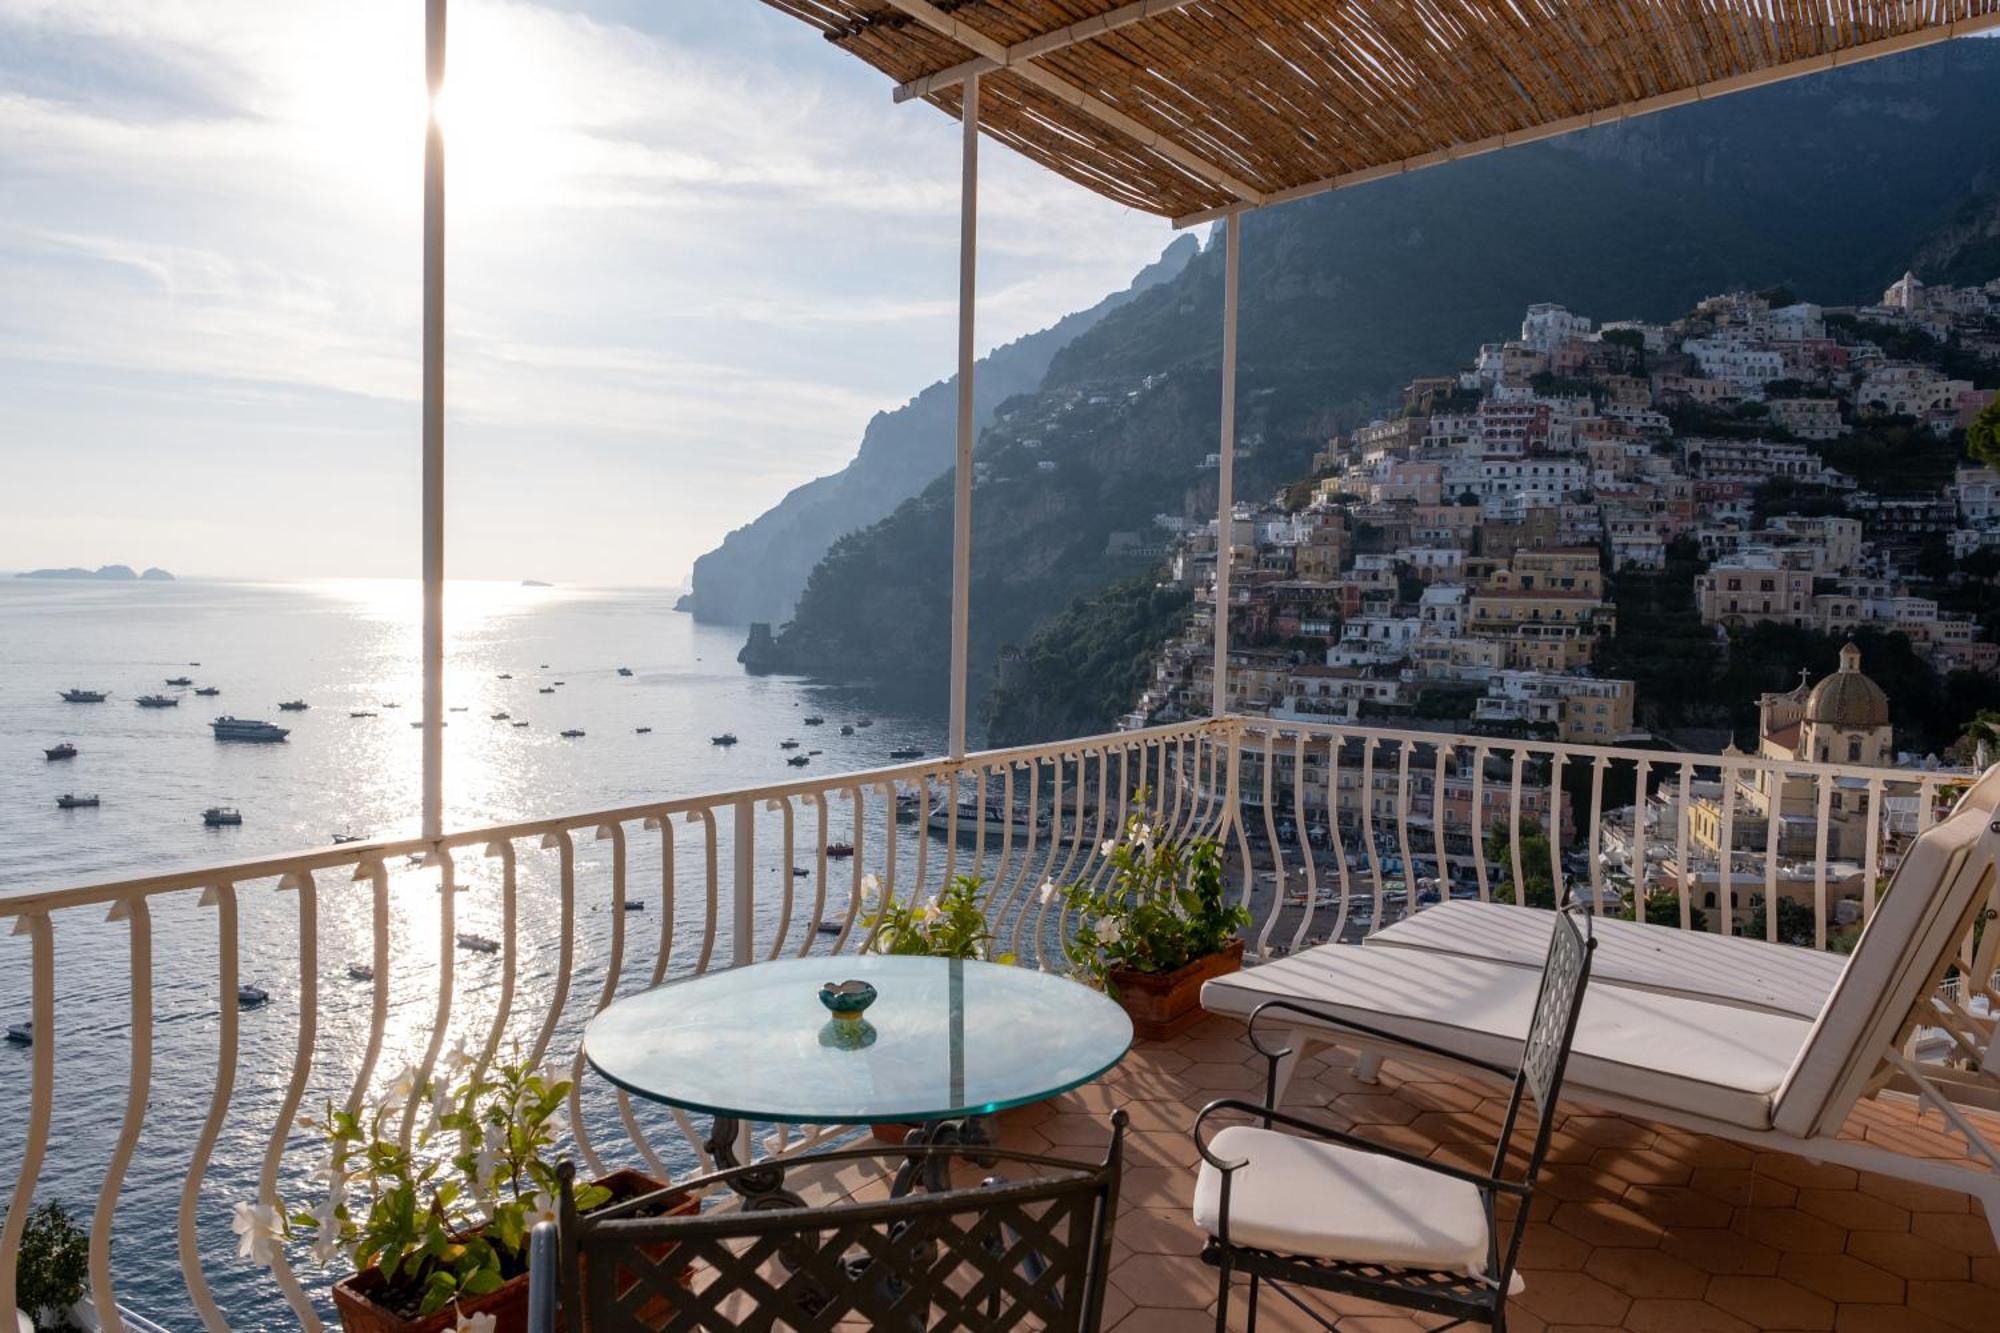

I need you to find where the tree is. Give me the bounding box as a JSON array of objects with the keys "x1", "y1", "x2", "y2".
[
  {"x1": 1639, "y1": 886, "x2": 1708, "y2": 933},
  {"x1": 1958, "y1": 709, "x2": 2000, "y2": 770},
  {"x1": 1970, "y1": 394, "x2": 2000, "y2": 472},
  {"x1": 1485, "y1": 819, "x2": 1558, "y2": 910},
  {"x1": 1742, "y1": 893, "x2": 1818, "y2": 948}
]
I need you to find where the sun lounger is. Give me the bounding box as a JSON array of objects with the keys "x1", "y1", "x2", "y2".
[
  {"x1": 1364, "y1": 897, "x2": 1846, "y2": 1019},
  {"x1": 1202, "y1": 766, "x2": 2000, "y2": 1239}
]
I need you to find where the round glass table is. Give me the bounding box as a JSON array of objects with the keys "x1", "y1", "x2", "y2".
[{"x1": 584, "y1": 955, "x2": 1133, "y2": 1197}]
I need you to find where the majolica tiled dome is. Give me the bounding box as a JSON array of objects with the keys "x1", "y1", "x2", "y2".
[{"x1": 1806, "y1": 643, "x2": 1890, "y2": 729}]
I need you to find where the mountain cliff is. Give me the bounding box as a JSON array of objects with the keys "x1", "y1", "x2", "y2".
[
  {"x1": 745, "y1": 40, "x2": 2000, "y2": 739},
  {"x1": 681, "y1": 236, "x2": 1198, "y2": 625}
]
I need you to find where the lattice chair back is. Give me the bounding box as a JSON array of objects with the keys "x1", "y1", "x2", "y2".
[
  {"x1": 551, "y1": 1117, "x2": 1126, "y2": 1333},
  {"x1": 1489, "y1": 902, "x2": 1594, "y2": 1282}
]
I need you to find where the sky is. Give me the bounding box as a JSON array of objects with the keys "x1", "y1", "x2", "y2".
[{"x1": 0, "y1": 1, "x2": 1176, "y2": 586}]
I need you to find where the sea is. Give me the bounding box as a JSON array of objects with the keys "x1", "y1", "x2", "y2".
[{"x1": 0, "y1": 577, "x2": 948, "y2": 1327}]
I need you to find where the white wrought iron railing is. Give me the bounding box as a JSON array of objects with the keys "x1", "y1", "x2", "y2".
[{"x1": 0, "y1": 715, "x2": 1960, "y2": 1327}]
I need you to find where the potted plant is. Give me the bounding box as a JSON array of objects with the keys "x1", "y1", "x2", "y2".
[
  {"x1": 14, "y1": 1202, "x2": 88, "y2": 1333},
  {"x1": 245, "y1": 1050, "x2": 666, "y2": 1332},
  {"x1": 863, "y1": 873, "x2": 1012, "y2": 1141},
  {"x1": 1049, "y1": 811, "x2": 1251, "y2": 1040}
]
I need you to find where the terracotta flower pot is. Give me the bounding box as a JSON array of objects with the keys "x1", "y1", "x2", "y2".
[
  {"x1": 1108, "y1": 939, "x2": 1245, "y2": 1041},
  {"x1": 330, "y1": 1170, "x2": 681, "y2": 1333}
]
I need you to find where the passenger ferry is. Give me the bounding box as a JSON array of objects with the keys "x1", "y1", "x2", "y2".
[{"x1": 211, "y1": 716, "x2": 290, "y2": 742}]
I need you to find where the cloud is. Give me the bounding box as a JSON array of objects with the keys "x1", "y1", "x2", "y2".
[{"x1": 0, "y1": 0, "x2": 1172, "y2": 583}]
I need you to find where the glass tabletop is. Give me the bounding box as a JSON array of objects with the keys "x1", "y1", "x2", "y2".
[{"x1": 583, "y1": 956, "x2": 1133, "y2": 1124}]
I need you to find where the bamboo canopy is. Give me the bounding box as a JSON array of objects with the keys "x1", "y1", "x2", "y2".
[{"x1": 758, "y1": 1, "x2": 2000, "y2": 225}]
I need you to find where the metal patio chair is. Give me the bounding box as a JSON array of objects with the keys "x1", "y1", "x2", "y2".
[
  {"x1": 1191, "y1": 905, "x2": 1595, "y2": 1331},
  {"x1": 528, "y1": 1112, "x2": 1127, "y2": 1332}
]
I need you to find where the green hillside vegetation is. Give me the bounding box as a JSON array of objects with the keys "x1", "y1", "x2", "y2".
[
  {"x1": 985, "y1": 578, "x2": 1193, "y2": 745},
  {"x1": 750, "y1": 42, "x2": 2000, "y2": 741}
]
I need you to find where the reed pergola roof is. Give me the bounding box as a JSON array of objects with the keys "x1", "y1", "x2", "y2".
[{"x1": 758, "y1": 1, "x2": 2000, "y2": 225}]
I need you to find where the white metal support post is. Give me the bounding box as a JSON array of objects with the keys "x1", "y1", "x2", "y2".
[
  {"x1": 947, "y1": 74, "x2": 979, "y2": 760},
  {"x1": 421, "y1": 0, "x2": 447, "y2": 842},
  {"x1": 1210, "y1": 217, "x2": 1240, "y2": 718}
]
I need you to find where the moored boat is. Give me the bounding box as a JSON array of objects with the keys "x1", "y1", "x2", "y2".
[
  {"x1": 803, "y1": 715, "x2": 825, "y2": 726},
  {"x1": 203, "y1": 806, "x2": 243, "y2": 827},
  {"x1": 711, "y1": 733, "x2": 738, "y2": 746},
  {"x1": 456, "y1": 932, "x2": 500, "y2": 954},
  {"x1": 5, "y1": 1021, "x2": 32, "y2": 1045},
  {"x1": 512, "y1": 720, "x2": 530, "y2": 727},
  {"x1": 617, "y1": 667, "x2": 634, "y2": 676},
  {"x1": 787, "y1": 754, "x2": 810, "y2": 767},
  {"x1": 278, "y1": 699, "x2": 309, "y2": 711},
  {"x1": 332, "y1": 832, "x2": 364, "y2": 844},
  {"x1": 60, "y1": 688, "x2": 110, "y2": 702},
  {"x1": 840, "y1": 724, "x2": 855, "y2": 736},
  {"x1": 491, "y1": 711, "x2": 510, "y2": 720},
  {"x1": 194, "y1": 686, "x2": 220, "y2": 696},
  {"x1": 635, "y1": 726, "x2": 652, "y2": 734},
  {"x1": 346, "y1": 963, "x2": 374, "y2": 982},
  {"x1": 136, "y1": 694, "x2": 180, "y2": 708},
  {"x1": 538, "y1": 686, "x2": 556, "y2": 694},
  {"x1": 778, "y1": 738, "x2": 800, "y2": 750},
  {"x1": 888, "y1": 747, "x2": 923, "y2": 760},
  {"x1": 826, "y1": 842, "x2": 855, "y2": 859},
  {"x1": 560, "y1": 728, "x2": 586, "y2": 738},
  {"x1": 927, "y1": 799, "x2": 1038, "y2": 839},
  {"x1": 350, "y1": 710, "x2": 377, "y2": 718},
  {"x1": 237, "y1": 985, "x2": 269, "y2": 1007},
  {"x1": 45, "y1": 742, "x2": 77, "y2": 760},
  {"x1": 211, "y1": 716, "x2": 289, "y2": 742},
  {"x1": 55, "y1": 793, "x2": 100, "y2": 809},
  {"x1": 166, "y1": 676, "x2": 193, "y2": 686},
  {"x1": 856, "y1": 717, "x2": 874, "y2": 728}
]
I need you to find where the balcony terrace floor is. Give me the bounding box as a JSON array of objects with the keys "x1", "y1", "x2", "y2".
[{"x1": 814, "y1": 1013, "x2": 2000, "y2": 1332}]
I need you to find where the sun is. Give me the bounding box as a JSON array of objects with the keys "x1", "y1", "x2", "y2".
[{"x1": 281, "y1": 1, "x2": 573, "y2": 220}]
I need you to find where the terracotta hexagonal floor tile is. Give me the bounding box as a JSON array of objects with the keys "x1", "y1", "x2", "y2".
[
  {"x1": 1548, "y1": 1198, "x2": 1668, "y2": 1249},
  {"x1": 1910, "y1": 1211, "x2": 2000, "y2": 1256},
  {"x1": 1832, "y1": 1302, "x2": 1968, "y2": 1332},
  {"x1": 1116, "y1": 1070, "x2": 1201, "y2": 1105},
  {"x1": 1580, "y1": 1245, "x2": 1709, "y2": 1299},
  {"x1": 1619, "y1": 1298, "x2": 1757, "y2": 1333},
  {"x1": 1777, "y1": 1251, "x2": 1905, "y2": 1304},
  {"x1": 1510, "y1": 1269, "x2": 1633, "y2": 1326},
  {"x1": 1119, "y1": 1096, "x2": 1198, "y2": 1137},
  {"x1": 1617, "y1": 1184, "x2": 1736, "y2": 1230},
  {"x1": 1590, "y1": 1147, "x2": 1695, "y2": 1189},
  {"x1": 1852, "y1": 1170, "x2": 1973, "y2": 1215},
  {"x1": 1657, "y1": 1226, "x2": 1781, "y2": 1277},
  {"x1": 1333, "y1": 1092, "x2": 1424, "y2": 1126},
  {"x1": 1182, "y1": 1061, "x2": 1265, "y2": 1093},
  {"x1": 1119, "y1": 1163, "x2": 1196, "y2": 1211},
  {"x1": 1650, "y1": 1132, "x2": 1756, "y2": 1170},
  {"x1": 1737, "y1": 1205, "x2": 1848, "y2": 1255},
  {"x1": 1845, "y1": 1229, "x2": 1974, "y2": 1282},
  {"x1": 1117, "y1": 1206, "x2": 1206, "y2": 1257},
  {"x1": 1752, "y1": 1154, "x2": 1860, "y2": 1193},
  {"x1": 1906, "y1": 1278, "x2": 2000, "y2": 1331},
  {"x1": 1704, "y1": 1274, "x2": 1836, "y2": 1330},
  {"x1": 1108, "y1": 1251, "x2": 1217, "y2": 1311},
  {"x1": 1127, "y1": 1129, "x2": 1200, "y2": 1170},
  {"x1": 1561, "y1": 1115, "x2": 1659, "y2": 1150},
  {"x1": 1689, "y1": 1166, "x2": 1798, "y2": 1208},
  {"x1": 1514, "y1": 1224, "x2": 1595, "y2": 1271},
  {"x1": 1111, "y1": 1305, "x2": 1215, "y2": 1333},
  {"x1": 1042, "y1": 1112, "x2": 1117, "y2": 1148},
  {"x1": 1794, "y1": 1185, "x2": 1912, "y2": 1234}
]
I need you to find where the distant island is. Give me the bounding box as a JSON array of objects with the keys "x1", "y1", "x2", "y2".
[
  {"x1": 521, "y1": 579, "x2": 553, "y2": 588},
  {"x1": 16, "y1": 565, "x2": 174, "y2": 582}
]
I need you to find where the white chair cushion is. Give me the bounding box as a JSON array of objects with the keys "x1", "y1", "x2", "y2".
[
  {"x1": 1366, "y1": 899, "x2": 1846, "y2": 1020},
  {"x1": 1193, "y1": 1124, "x2": 1488, "y2": 1272},
  {"x1": 1203, "y1": 946, "x2": 1810, "y2": 1129}
]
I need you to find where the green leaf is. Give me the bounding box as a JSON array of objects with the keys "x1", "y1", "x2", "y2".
[{"x1": 416, "y1": 1269, "x2": 459, "y2": 1316}]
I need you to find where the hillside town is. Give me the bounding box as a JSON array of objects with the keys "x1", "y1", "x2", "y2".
[{"x1": 1124, "y1": 271, "x2": 2000, "y2": 753}]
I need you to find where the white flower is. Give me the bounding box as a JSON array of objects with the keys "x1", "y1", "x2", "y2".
[
  {"x1": 232, "y1": 1200, "x2": 282, "y2": 1266},
  {"x1": 1099, "y1": 839, "x2": 1117, "y2": 857},
  {"x1": 309, "y1": 1195, "x2": 344, "y2": 1266},
  {"x1": 378, "y1": 1064, "x2": 419, "y2": 1112},
  {"x1": 1094, "y1": 917, "x2": 1124, "y2": 947},
  {"x1": 1039, "y1": 880, "x2": 1059, "y2": 906},
  {"x1": 453, "y1": 1311, "x2": 497, "y2": 1333},
  {"x1": 917, "y1": 898, "x2": 941, "y2": 924},
  {"x1": 525, "y1": 1192, "x2": 559, "y2": 1230}
]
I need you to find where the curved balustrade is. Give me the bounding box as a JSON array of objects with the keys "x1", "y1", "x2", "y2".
[{"x1": 0, "y1": 714, "x2": 1950, "y2": 1327}]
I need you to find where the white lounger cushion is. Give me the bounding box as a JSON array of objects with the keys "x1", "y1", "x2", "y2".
[
  {"x1": 1203, "y1": 946, "x2": 1810, "y2": 1129},
  {"x1": 1193, "y1": 1124, "x2": 1489, "y2": 1273},
  {"x1": 1365, "y1": 899, "x2": 1847, "y2": 1019}
]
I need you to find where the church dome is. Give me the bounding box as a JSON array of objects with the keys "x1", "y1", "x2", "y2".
[{"x1": 1805, "y1": 643, "x2": 1889, "y2": 729}]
